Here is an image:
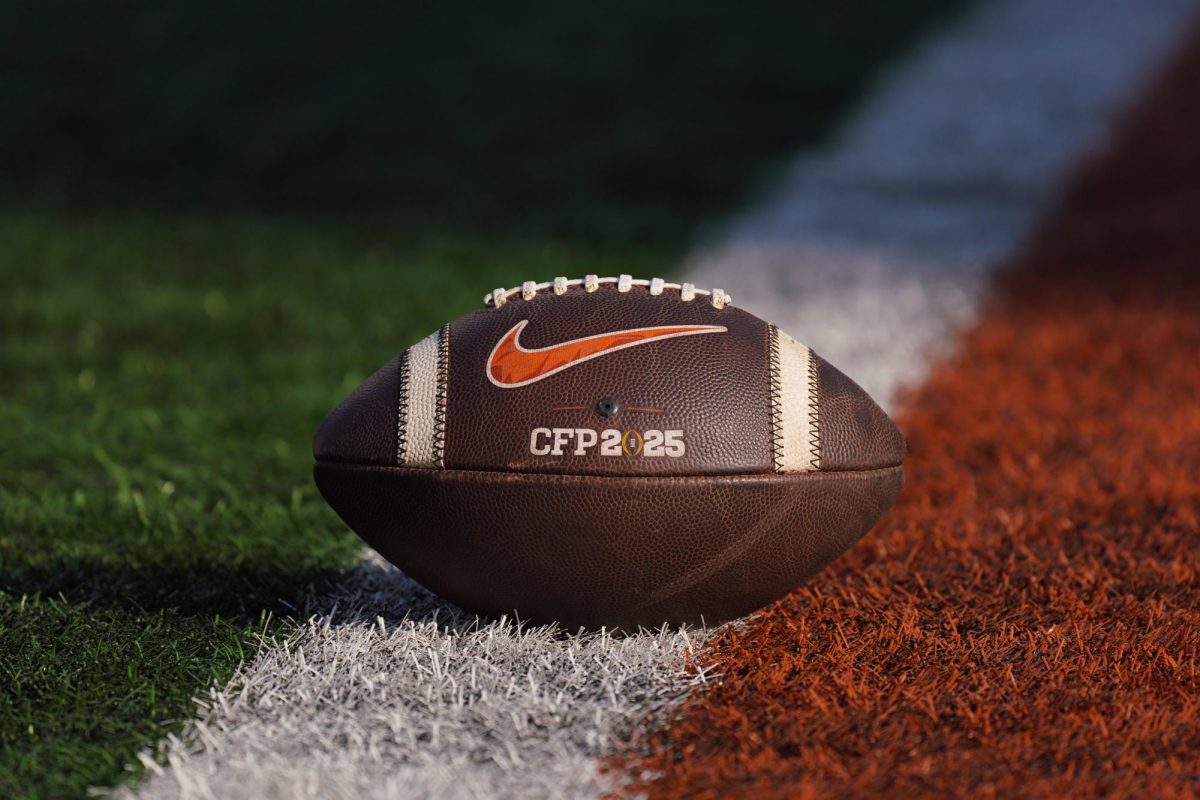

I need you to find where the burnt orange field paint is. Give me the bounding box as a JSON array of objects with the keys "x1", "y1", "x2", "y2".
[{"x1": 614, "y1": 27, "x2": 1200, "y2": 800}]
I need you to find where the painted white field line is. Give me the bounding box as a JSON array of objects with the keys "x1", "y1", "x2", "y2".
[
  {"x1": 123, "y1": 556, "x2": 711, "y2": 800},
  {"x1": 121, "y1": 1, "x2": 1196, "y2": 798}
]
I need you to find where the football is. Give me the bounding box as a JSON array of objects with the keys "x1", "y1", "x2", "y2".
[{"x1": 314, "y1": 275, "x2": 904, "y2": 629}]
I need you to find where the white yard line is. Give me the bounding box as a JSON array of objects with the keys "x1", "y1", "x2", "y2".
[
  {"x1": 127, "y1": 557, "x2": 711, "y2": 800},
  {"x1": 123, "y1": 1, "x2": 1196, "y2": 798}
]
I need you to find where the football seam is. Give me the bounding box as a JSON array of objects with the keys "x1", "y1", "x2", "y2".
[
  {"x1": 432, "y1": 323, "x2": 450, "y2": 468},
  {"x1": 396, "y1": 349, "x2": 410, "y2": 465},
  {"x1": 767, "y1": 324, "x2": 785, "y2": 473},
  {"x1": 314, "y1": 460, "x2": 902, "y2": 482},
  {"x1": 807, "y1": 347, "x2": 821, "y2": 470}
]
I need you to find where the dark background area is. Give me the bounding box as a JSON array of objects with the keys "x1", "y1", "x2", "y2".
[{"x1": 2, "y1": 0, "x2": 963, "y2": 237}]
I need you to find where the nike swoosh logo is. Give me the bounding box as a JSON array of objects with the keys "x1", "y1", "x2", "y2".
[{"x1": 487, "y1": 320, "x2": 727, "y2": 388}]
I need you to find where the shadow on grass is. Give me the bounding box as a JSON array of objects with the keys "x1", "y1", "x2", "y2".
[
  {"x1": 0, "y1": 559, "x2": 350, "y2": 623},
  {"x1": 316, "y1": 556, "x2": 693, "y2": 640},
  {"x1": 0, "y1": 552, "x2": 489, "y2": 634}
]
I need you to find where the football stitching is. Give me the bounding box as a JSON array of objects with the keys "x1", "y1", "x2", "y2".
[
  {"x1": 483, "y1": 275, "x2": 731, "y2": 309},
  {"x1": 767, "y1": 324, "x2": 785, "y2": 473},
  {"x1": 396, "y1": 349, "x2": 410, "y2": 465},
  {"x1": 807, "y1": 348, "x2": 821, "y2": 470},
  {"x1": 432, "y1": 323, "x2": 450, "y2": 468}
]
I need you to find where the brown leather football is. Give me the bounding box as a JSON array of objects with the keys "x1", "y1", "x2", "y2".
[{"x1": 314, "y1": 275, "x2": 904, "y2": 630}]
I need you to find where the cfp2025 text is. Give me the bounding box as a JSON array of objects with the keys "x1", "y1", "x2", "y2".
[{"x1": 529, "y1": 428, "x2": 685, "y2": 457}]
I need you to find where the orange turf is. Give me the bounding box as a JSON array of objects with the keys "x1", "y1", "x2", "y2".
[{"x1": 615, "y1": 26, "x2": 1200, "y2": 800}]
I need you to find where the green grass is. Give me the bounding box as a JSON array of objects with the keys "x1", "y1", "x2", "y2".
[
  {"x1": 0, "y1": 1, "x2": 968, "y2": 796},
  {"x1": 0, "y1": 218, "x2": 671, "y2": 797},
  {"x1": 1, "y1": 598, "x2": 259, "y2": 794}
]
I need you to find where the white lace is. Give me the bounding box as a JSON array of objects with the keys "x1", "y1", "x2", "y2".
[{"x1": 484, "y1": 275, "x2": 731, "y2": 309}]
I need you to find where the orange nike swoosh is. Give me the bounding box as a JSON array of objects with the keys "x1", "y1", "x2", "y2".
[{"x1": 487, "y1": 320, "x2": 727, "y2": 388}]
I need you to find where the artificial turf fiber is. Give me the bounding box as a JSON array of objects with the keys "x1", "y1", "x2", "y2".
[{"x1": 615, "y1": 25, "x2": 1200, "y2": 799}]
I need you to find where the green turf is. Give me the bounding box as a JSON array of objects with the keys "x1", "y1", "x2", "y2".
[
  {"x1": 0, "y1": 2, "x2": 967, "y2": 796},
  {"x1": 1, "y1": 598, "x2": 260, "y2": 796},
  {"x1": 0, "y1": 218, "x2": 672, "y2": 797}
]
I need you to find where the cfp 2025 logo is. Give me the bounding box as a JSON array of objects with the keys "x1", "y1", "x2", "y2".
[
  {"x1": 488, "y1": 320, "x2": 723, "y2": 460},
  {"x1": 529, "y1": 428, "x2": 686, "y2": 458}
]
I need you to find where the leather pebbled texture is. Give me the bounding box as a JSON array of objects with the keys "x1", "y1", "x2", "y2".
[
  {"x1": 313, "y1": 283, "x2": 907, "y2": 628},
  {"x1": 815, "y1": 355, "x2": 906, "y2": 471},
  {"x1": 315, "y1": 462, "x2": 904, "y2": 630},
  {"x1": 443, "y1": 286, "x2": 774, "y2": 476},
  {"x1": 313, "y1": 355, "x2": 401, "y2": 466}
]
